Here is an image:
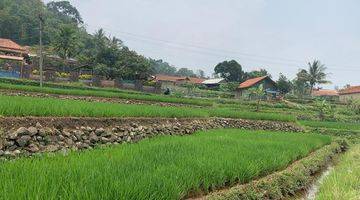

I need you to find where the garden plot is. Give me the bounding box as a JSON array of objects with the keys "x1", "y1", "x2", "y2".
[{"x1": 0, "y1": 129, "x2": 330, "y2": 200}]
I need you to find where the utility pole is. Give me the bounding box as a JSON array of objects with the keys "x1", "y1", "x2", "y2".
[{"x1": 39, "y1": 12, "x2": 44, "y2": 87}]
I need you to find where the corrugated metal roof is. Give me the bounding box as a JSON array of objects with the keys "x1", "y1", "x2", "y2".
[{"x1": 202, "y1": 78, "x2": 224, "y2": 84}]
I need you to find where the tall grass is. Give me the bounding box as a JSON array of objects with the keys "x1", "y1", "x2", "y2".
[
  {"x1": 316, "y1": 144, "x2": 360, "y2": 200},
  {"x1": 0, "y1": 129, "x2": 331, "y2": 200},
  {"x1": 299, "y1": 120, "x2": 360, "y2": 131},
  {"x1": 0, "y1": 82, "x2": 212, "y2": 106},
  {"x1": 0, "y1": 95, "x2": 296, "y2": 122}
]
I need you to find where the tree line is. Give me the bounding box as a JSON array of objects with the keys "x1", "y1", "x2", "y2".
[{"x1": 0, "y1": 0, "x2": 203, "y2": 80}]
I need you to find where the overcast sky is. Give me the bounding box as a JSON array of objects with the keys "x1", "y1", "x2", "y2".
[{"x1": 46, "y1": 0, "x2": 360, "y2": 88}]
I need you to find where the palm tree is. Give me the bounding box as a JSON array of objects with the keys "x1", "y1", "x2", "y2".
[
  {"x1": 306, "y1": 60, "x2": 330, "y2": 94},
  {"x1": 53, "y1": 24, "x2": 79, "y2": 59}
]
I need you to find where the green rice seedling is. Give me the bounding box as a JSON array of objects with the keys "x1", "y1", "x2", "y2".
[
  {"x1": 0, "y1": 129, "x2": 331, "y2": 200},
  {"x1": 209, "y1": 108, "x2": 297, "y2": 122},
  {"x1": 0, "y1": 95, "x2": 296, "y2": 122},
  {"x1": 299, "y1": 120, "x2": 360, "y2": 131}
]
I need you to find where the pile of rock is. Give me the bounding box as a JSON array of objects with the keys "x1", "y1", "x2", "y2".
[{"x1": 0, "y1": 118, "x2": 302, "y2": 158}]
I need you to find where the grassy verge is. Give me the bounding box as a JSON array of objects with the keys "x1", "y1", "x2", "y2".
[
  {"x1": 300, "y1": 120, "x2": 360, "y2": 131},
  {"x1": 0, "y1": 82, "x2": 212, "y2": 106},
  {"x1": 316, "y1": 144, "x2": 360, "y2": 200},
  {"x1": 0, "y1": 129, "x2": 330, "y2": 199},
  {"x1": 0, "y1": 95, "x2": 296, "y2": 122}
]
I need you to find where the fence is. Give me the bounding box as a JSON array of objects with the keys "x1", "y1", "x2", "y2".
[{"x1": 0, "y1": 70, "x2": 20, "y2": 78}]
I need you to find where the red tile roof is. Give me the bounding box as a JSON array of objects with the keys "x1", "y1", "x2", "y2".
[
  {"x1": 188, "y1": 77, "x2": 206, "y2": 84},
  {"x1": 155, "y1": 74, "x2": 188, "y2": 82},
  {"x1": 339, "y1": 86, "x2": 360, "y2": 95},
  {"x1": 312, "y1": 89, "x2": 339, "y2": 97},
  {"x1": 0, "y1": 38, "x2": 26, "y2": 52},
  {"x1": 238, "y1": 76, "x2": 268, "y2": 89}
]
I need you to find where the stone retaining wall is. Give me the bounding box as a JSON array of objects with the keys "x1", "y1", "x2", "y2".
[{"x1": 0, "y1": 117, "x2": 302, "y2": 158}]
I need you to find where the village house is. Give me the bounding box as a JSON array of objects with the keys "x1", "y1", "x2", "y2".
[
  {"x1": 235, "y1": 76, "x2": 278, "y2": 99},
  {"x1": 338, "y1": 85, "x2": 360, "y2": 102},
  {"x1": 312, "y1": 89, "x2": 339, "y2": 101},
  {"x1": 0, "y1": 38, "x2": 29, "y2": 78}
]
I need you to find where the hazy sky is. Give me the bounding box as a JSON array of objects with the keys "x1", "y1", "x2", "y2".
[{"x1": 46, "y1": 0, "x2": 360, "y2": 88}]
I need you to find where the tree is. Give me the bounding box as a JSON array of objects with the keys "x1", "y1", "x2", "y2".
[
  {"x1": 197, "y1": 69, "x2": 206, "y2": 78},
  {"x1": 52, "y1": 24, "x2": 80, "y2": 59},
  {"x1": 304, "y1": 60, "x2": 330, "y2": 94},
  {"x1": 292, "y1": 69, "x2": 310, "y2": 98},
  {"x1": 176, "y1": 68, "x2": 195, "y2": 77},
  {"x1": 214, "y1": 60, "x2": 244, "y2": 82},
  {"x1": 47, "y1": 1, "x2": 83, "y2": 24},
  {"x1": 245, "y1": 69, "x2": 270, "y2": 79},
  {"x1": 248, "y1": 84, "x2": 265, "y2": 111},
  {"x1": 116, "y1": 47, "x2": 151, "y2": 80},
  {"x1": 149, "y1": 59, "x2": 177, "y2": 75},
  {"x1": 276, "y1": 73, "x2": 292, "y2": 95}
]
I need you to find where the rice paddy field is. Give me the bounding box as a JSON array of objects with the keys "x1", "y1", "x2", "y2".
[
  {"x1": 300, "y1": 120, "x2": 360, "y2": 131},
  {"x1": 0, "y1": 95, "x2": 296, "y2": 122},
  {"x1": 316, "y1": 144, "x2": 360, "y2": 200},
  {"x1": 0, "y1": 129, "x2": 331, "y2": 200},
  {"x1": 0, "y1": 82, "x2": 212, "y2": 106}
]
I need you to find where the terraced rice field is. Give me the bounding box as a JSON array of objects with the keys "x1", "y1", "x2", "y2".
[
  {"x1": 0, "y1": 95, "x2": 296, "y2": 122},
  {"x1": 300, "y1": 120, "x2": 360, "y2": 131},
  {"x1": 0, "y1": 129, "x2": 330, "y2": 200},
  {"x1": 0, "y1": 82, "x2": 212, "y2": 106}
]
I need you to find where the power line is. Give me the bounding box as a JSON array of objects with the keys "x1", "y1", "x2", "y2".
[{"x1": 89, "y1": 25, "x2": 360, "y2": 71}]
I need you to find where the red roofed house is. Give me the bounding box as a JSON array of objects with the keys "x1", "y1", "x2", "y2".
[
  {"x1": 339, "y1": 85, "x2": 360, "y2": 102},
  {"x1": 0, "y1": 38, "x2": 30, "y2": 78},
  {"x1": 312, "y1": 89, "x2": 339, "y2": 101},
  {"x1": 235, "y1": 76, "x2": 278, "y2": 98},
  {"x1": 0, "y1": 38, "x2": 27, "y2": 61}
]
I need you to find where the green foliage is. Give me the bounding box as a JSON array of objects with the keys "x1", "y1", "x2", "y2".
[
  {"x1": 276, "y1": 73, "x2": 292, "y2": 94},
  {"x1": 306, "y1": 60, "x2": 330, "y2": 91},
  {"x1": 0, "y1": 0, "x2": 83, "y2": 46},
  {"x1": 176, "y1": 67, "x2": 196, "y2": 77},
  {"x1": 314, "y1": 100, "x2": 334, "y2": 121},
  {"x1": 214, "y1": 60, "x2": 245, "y2": 82},
  {"x1": 46, "y1": 0, "x2": 83, "y2": 24},
  {"x1": 149, "y1": 59, "x2": 177, "y2": 75},
  {"x1": 245, "y1": 69, "x2": 270, "y2": 79},
  {"x1": 292, "y1": 69, "x2": 311, "y2": 98},
  {"x1": 0, "y1": 129, "x2": 330, "y2": 199},
  {"x1": 52, "y1": 24, "x2": 80, "y2": 59},
  {"x1": 219, "y1": 82, "x2": 239, "y2": 92},
  {"x1": 248, "y1": 84, "x2": 265, "y2": 111}
]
